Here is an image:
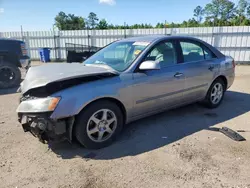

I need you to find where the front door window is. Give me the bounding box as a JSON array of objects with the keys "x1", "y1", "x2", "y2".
[{"x1": 145, "y1": 42, "x2": 177, "y2": 68}]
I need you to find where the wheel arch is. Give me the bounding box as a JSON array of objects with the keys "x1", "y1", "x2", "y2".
[
  {"x1": 0, "y1": 52, "x2": 21, "y2": 67},
  {"x1": 204, "y1": 75, "x2": 228, "y2": 99},
  {"x1": 81, "y1": 97, "x2": 127, "y2": 124},
  {"x1": 203, "y1": 75, "x2": 227, "y2": 108},
  {"x1": 213, "y1": 75, "x2": 228, "y2": 90},
  {"x1": 69, "y1": 97, "x2": 127, "y2": 142}
]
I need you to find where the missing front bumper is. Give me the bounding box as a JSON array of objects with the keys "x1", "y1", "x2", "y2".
[{"x1": 19, "y1": 113, "x2": 74, "y2": 143}]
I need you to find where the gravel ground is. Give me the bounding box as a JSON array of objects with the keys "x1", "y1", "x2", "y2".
[{"x1": 0, "y1": 63, "x2": 250, "y2": 188}]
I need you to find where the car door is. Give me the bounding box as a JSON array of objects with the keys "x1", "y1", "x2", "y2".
[
  {"x1": 178, "y1": 40, "x2": 218, "y2": 102},
  {"x1": 131, "y1": 40, "x2": 186, "y2": 117}
]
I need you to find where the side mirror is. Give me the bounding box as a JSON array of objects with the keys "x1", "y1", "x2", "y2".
[{"x1": 139, "y1": 61, "x2": 161, "y2": 71}]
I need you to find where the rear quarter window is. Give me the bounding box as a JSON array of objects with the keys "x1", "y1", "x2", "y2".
[{"x1": 203, "y1": 45, "x2": 217, "y2": 60}]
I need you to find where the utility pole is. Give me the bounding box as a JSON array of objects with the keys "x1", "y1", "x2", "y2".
[
  {"x1": 164, "y1": 20, "x2": 167, "y2": 35},
  {"x1": 87, "y1": 25, "x2": 90, "y2": 51},
  {"x1": 21, "y1": 25, "x2": 24, "y2": 41},
  {"x1": 124, "y1": 22, "x2": 127, "y2": 38},
  {"x1": 52, "y1": 24, "x2": 58, "y2": 60}
]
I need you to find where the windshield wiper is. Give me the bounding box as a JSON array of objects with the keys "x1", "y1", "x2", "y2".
[{"x1": 94, "y1": 60, "x2": 107, "y2": 65}]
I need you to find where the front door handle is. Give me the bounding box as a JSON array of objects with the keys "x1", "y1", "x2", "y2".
[{"x1": 174, "y1": 72, "x2": 183, "y2": 78}]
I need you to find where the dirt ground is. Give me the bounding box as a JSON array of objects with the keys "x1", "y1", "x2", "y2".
[{"x1": 1, "y1": 63, "x2": 250, "y2": 188}]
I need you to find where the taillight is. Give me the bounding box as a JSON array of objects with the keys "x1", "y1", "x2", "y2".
[
  {"x1": 232, "y1": 59, "x2": 235, "y2": 68},
  {"x1": 21, "y1": 42, "x2": 27, "y2": 56}
]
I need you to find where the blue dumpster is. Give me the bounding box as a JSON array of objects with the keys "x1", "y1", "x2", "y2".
[{"x1": 39, "y1": 48, "x2": 51, "y2": 62}]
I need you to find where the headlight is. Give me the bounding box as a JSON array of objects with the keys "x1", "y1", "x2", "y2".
[{"x1": 16, "y1": 97, "x2": 61, "y2": 113}]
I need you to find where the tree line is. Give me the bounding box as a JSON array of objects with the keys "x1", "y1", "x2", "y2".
[{"x1": 55, "y1": 0, "x2": 250, "y2": 30}]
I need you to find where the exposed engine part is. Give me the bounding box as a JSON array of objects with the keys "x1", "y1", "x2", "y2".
[
  {"x1": 30, "y1": 120, "x2": 47, "y2": 143},
  {"x1": 19, "y1": 113, "x2": 72, "y2": 143},
  {"x1": 37, "y1": 120, "x2": 47, "y2": 131}
]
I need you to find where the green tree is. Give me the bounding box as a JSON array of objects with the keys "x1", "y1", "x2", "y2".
[
  {"x1": 238, "y1": 0, "x2": 248, "y2": 16},
  {"x1": 108, "y1": 24, "x2": 115, "y2": 29},
  {"x1": 54, "y1": 1, "x2": 250, "y2": 31},
  {"x1": 144, "y1": 23, "x2": 153, "y2": 28},
  {"x1": 187, "y1": 18, "x2": 199, "y2": 27},
  {"x1": 203, "y1": 18, "x2": 214, "y2": 26},
  {"x1": 194, "y1": 6, "x2": 204, "y2": 23},
  {"x1": 235, "y1": 0, "x2": 249, "y2": 25},
  {"x1": 55, "y1": 11, "x2": 85, "y2": 30},
  {"x1": 204, "y1": 0, "x2": 236, "y2": 26},
  {"x1": 180, "y1": 21, "x2": 188, "y2": 27},
  {"x1": 87, "y1": 12, "x2": 99, "y2": 29},
  {"x1": 97, "y1": 19, "x2": 108, "y2": 29},
  {"x1": 155, "y1": 22, "x2": 165, "y2": 28},
  {"x1": 247, "y1": 4, "x2": 250, "y2": 17}
]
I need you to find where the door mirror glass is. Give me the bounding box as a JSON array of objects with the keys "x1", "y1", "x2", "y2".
[{"x1": 139, "y1": 61, "x2": 161, "y2": 71}]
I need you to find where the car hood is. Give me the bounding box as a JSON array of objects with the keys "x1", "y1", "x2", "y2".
[{"x1": 20, "y1": 63, "x2": 117, "y2": 94}]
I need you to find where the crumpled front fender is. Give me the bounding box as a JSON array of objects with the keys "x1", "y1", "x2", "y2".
[{"x1": 49, "y1": 75, "x2": 131, "y2": 120}]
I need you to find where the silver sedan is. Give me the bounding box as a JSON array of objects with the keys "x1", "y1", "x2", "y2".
[{"x1": 16, "y1": 36, "x2": 235, "y2": 149}]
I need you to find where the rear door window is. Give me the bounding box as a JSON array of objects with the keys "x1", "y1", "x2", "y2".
[{"x1": 180, "y1": 41, "x2": 204, "y2": 62}]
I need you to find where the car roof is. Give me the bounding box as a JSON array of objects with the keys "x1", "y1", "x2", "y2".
[
  {"x1": 120, "y1": 35, "x2": 202, "y2": 43},
  {"x1": 0, "y1": 38, "x2": 22, "y2": 42}
]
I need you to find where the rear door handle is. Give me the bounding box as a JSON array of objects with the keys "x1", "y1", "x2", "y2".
[
  {"x1": 174, "y1": 72, "x2": 183, "y2": 78},
  {"x1": 208, "y1": 65, "x2": 214, "y2": 71}
]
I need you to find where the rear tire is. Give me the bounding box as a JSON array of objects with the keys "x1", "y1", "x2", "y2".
[
  {"x1": 75, "y1": 100, "x2": 124, "y2": 149},
  {"x1": 0, "y1": 61, "x2": 21, "y2": 89},
  {"x1": 203, "y1": 78, "x2": 226, "y2": 108}
]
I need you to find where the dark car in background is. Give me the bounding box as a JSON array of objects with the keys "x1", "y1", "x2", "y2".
[{"x1": 0, "y1": 38, "x2": 30, "y2": 88}]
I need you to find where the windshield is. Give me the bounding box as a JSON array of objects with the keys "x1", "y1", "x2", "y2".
[{"x1": 84, "y1": 41, "x2": 150, "y2": 72}]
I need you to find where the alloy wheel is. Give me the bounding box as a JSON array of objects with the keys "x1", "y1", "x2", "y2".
[
  {"x1": 210, "y1": 82, "x2": 223, "y2": 105},
  {"x1": 86, "y1": 109, "x2": 117, "y2": 142}
]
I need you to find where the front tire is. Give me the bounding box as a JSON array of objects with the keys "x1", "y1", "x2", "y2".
[
  {"x1": 0, "y1": 61, "x2": 21, "y2": 89},
  {"x1": 203, "y1": 78, "x2": 226, "y2": 108},
  {"x1": 75, "y1": 100, "x2": 124, "y2": 149}
]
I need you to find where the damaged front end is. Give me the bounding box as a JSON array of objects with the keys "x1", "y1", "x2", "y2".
[
  {"x1": 17, "y1": 95, "x2": 75, "y2": 143},
  {"x1": 18, "y1": 112, "x2": 75, "y2": 143},
  {"x1": 16, "y1": 63, "x2": 118, "y2": 144}
]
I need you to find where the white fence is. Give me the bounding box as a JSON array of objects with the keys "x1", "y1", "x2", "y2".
[{"x1": 1, "y1": 26, "x2": 250, "y2": 63}]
